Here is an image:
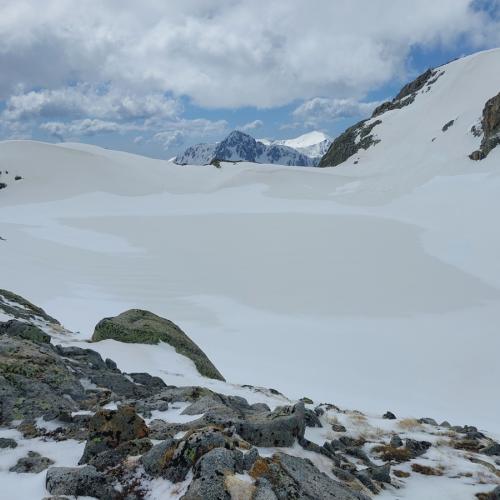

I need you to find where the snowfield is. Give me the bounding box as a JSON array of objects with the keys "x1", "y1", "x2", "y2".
[{"x1": 0, "y1": 46, "x2": 500, "y2": 449}]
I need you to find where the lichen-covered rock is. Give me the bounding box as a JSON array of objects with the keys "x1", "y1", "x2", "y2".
[
  {"x1": 45, "y1": 465, "x2": 117, "y2": 499},
  {"x1": 9, "y1": 451, "x2": 54, "y2": 473},
  {"x1": 181, "y1": 447, "x2": 238, "y2": 500},
  {"x1": 0, "y1": 437, "x2": 17, "y2": 448},
  {"x1": 250, "y1": 453, "x2": 369, "y2": 500},
  {"x1": 79, "y1": 405, "x2": 148, "y2": 464},
  {"x1": 0, "y1": 319, "x2": 51, "y2": 343},
  {"x1": 470, "y1": 92, "x2": 500, "y2": 160},
  {"x1": 92, "y1": 309, "x2": 224, "y2": 381}
]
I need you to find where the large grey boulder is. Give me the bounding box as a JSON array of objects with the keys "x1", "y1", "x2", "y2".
[
  {"x1": 92, "y1": 309, "x2": 224, "y2": 380},
  {"x1": 250, "y1": 452, "x2": 369, "y2": 500},
  {"x1": 181, "y1": 447, "x2": 237, "y2": 500},
  {"x1": 45, "y1": 465, "x2": 117, "y2": 499}
]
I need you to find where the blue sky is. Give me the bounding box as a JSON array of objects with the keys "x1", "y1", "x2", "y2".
[{"x1": 0, "y1": 0, "x2": 499, "y2": 159}]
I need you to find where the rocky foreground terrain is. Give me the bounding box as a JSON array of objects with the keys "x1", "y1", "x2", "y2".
[{"x1": 0, "y1": 289, "x2": 499, "y2": 499}]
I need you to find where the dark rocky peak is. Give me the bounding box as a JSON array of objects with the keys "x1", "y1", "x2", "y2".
[
  {"x1": 470, "y1": 91, "x2": 500, "y2": 160},
  {"x1": 372, "y1": 68, "x2": 444, "y2": 117}
]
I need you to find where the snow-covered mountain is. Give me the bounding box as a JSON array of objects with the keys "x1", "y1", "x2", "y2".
[
  {"x1": 175, "y1": 130, "x2": 316, "y2": 166},
  {"x1": 261, "y1": 130, "x2": 331, "y2": 158},
  {"x1": 319, "y1": 49, "x2": 500, "y2": 168}
]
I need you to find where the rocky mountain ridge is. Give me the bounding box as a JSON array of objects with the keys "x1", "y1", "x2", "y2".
[{"x1": 175, "y1": 130, "x2": 320, "y2": 166}]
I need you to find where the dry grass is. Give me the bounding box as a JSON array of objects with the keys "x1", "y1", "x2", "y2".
[
  {"x1": 393, "y1": 469, "x2": 411, "y2": 478},
  {"x1": 249, "y1": 458, "x2": 270, "y2": 480},
  {"x1": 225, "y1": 473, "x2": 256, "y2": 500},
  {"x1": 372, "y1": 444, "x2": 412, "y2": 462},
  {"x1": 398, "y1": 418, "x2": 422, "y2": 431},
  {"x1": 411, "y1": 463, "x2": 444, "y2": 476}
]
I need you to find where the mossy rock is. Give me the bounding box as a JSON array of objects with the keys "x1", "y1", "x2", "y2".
[{"x1": 92, "y1": 309, "x2": 224, "y2": 381}]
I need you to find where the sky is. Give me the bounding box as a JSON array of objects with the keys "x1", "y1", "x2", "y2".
[{"x1": 0, "y1": 0, "x2": 499, "y2": 159}]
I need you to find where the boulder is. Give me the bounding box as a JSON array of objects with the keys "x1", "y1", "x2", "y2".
[
  {"x1": 181, "y1": 447, "x2": 238, "y2": 500},
  {"x1": 92, "y1": 309, "x2": 224, "y2": 380},
  {"x1": 45, "y1": 465, "x2": 117, "y2": 499},
  {"x1": 0, "y1": 320, "x2": 51, "y2": 343},
  {"x1": 405, "y1": 439, "x2": 432, "y2": 458},
  {"x1": 79, "y1": 405, "x2": 148, "y2": 464},
  {"x1": 9, "y1": 451, "x2": 54, "y2": 473},
  {"x1": 482, "y1": 442, "x2": 500, "y2": 456},
  {"x1": 0, "y1": 437, "x2": 17, "y2": 448},
  {"x1": 250, "y1": 452, "x2": 369, "y2": 499}
]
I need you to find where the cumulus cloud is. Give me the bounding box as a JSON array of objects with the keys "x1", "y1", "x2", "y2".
[
  {"x1": 292, "y1": 98, "x2": 380, "y2": 127},
  {"x1": 0, "y1": 1, "x2": 498, "y2": 108},
  {"x1": 153, "y1": 118, "x2": 228, "y2": 150},
  {"x1": 40, "y1": 119, "x2": 124, "y2": 140},
  {"x1": 238, "y1": 119, "x2": 264, "y2": 132},
  {"x1": 2, "y1": 85, "x2": 180, "y2": 122}
]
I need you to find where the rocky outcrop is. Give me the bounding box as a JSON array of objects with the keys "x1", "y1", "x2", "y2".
[
  {"x1": 0, "y1": 289, "x2": 59, "y2": 325},
  {"x1": 318, "y1": 119, "x2": 381, "y2": 167},
  {"x1": 0, "y1": 319, "x2": 51, "y2": 343},
  {"x1": 372, "y1": 68, "x2": 443, "y2": 117},
  {"x1": 470, "y1": 92, "x2": 500, "y2": 160},
  {"x1": 92, "y1": 309, "x2": 225, "y2": 381}
]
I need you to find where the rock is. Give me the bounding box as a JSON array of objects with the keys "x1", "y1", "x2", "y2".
[
  {"x1": 9, "y1": 451, "x2": 54, "y2": 473},
  {"x1": 148, "y1": 419, "x2": 185, "y2": 440},
  {"x1": 332, "y1": 423, "x2": 347, "y2": 433},
  {"x1": 142, "y1": 427, "x2": 235, "y2": 482},
  {"x1": 253, "y1": 478, "x2": 278, "y2": 500},
  {"x1": 0, "y1": 320, "x2": 51, "y2": 343},
  {"x1": 181, "y1": 447, "x2": 238, "y2": 500},
  {"x1": 141, "y1": 438, "x2": 177, "y2": 476},
  {"x1": 304, "y1": 408, "x2": 322, "y2": 428},
  {"x1": 418, "y1": 417, "x2": 438, "y2": 426},
  {"x1": 88, "y1": 438, "x2": 152, "y2": 470},
  {"x1": 482, "y1": 442, "x2": 500, "y2": 456},
  {"x1": 442, "y1": 119, "x2": 455, "y2": 132},
  {"x1": 92, "y1": 309, "x2": 224, "y2": 380},
  {"x1": 0, "y1": 336, "x2": 85, "y2": 424},
  {"x1": 383, "y1": 411, "x2": 396, "y2": 420},
  {"x1": 250, "y1": 452, "x2": 369, "y2": 499},
  {"x1": 79, "y1": 405, "x2": 148, "y2": 464},
  {"x1": 405, "y1": 439, "x2": 432, "y2": 458},
  {"x1": 470, "y1": 92, "x2": 500, "y2": 160},
  {"x1": 45, "y1": 465, "x2": 117, "y2": 499},
  {"x1": 300, "y1": 397, "x2": 314, "y2": 404},
  {"x1": 366, "y1": 463, "x2": 391, "y2": 484},
  {"x1": 440, "y1": 421, "x2": 451, "y2": 428},
  {"x1": 0, "y1": 437, "x2": 17, "y2": 448},
  {"x1": 0, "y1": 289, "x2": 60, "y2": 325},
  {"x1": 235, "y1": 402, "x2": 305, "y2": 447},
  {"x1": 390, "y1": 435, "x2": 403, "y2": 448},
  {"x1": 319, "y1": 119, "x2": 381, "y2": 167}
]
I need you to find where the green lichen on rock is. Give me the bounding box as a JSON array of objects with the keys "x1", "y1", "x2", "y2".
[{"x1": 92, "y1": 309, "x2": 224, "y2": 381}]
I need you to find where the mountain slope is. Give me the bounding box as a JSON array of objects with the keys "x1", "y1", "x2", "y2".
[
  {"x1": 175, "y1": 130, "x2": 316, "y2": 166},
  {"x1": 319, "y1": 48, "x2": 500, "y2": 168}
]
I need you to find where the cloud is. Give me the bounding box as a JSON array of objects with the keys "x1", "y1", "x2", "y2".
[
  {"x1": 2, "y1": 84, "x2": 180, "y2": 122},
  {"x1": 40, "y1": 119, "x2": 125, "y2": 140},
  {"x1": 292, "y1": 98, "x2": 379, "y2": 127},
  {"x1": 0, "y1": 1, "x2": 498, "y2": 109},
  {"x1": 238, "y1": 119, "x2": 263, "y2": 131},
  {"x1": 153, "y1": 118, "x2": 228, "y2": 149}
]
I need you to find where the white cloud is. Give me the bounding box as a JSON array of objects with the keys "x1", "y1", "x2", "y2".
[
  {"x1": 2, "y1": 85, "x2": 180, "y2": 122},
  {"x1": 40, "y1": 119, "x2": 125, "y2": 140},
  {"x1": 0, "y1": 1, "x2": 498, "y2": 108},
  {"x1": 292, "y1": 98, "x2": 379, "y2": 127},
  {"x1": 153, "y1": 118, "x2": 228, "y2": 149},
  {"x1": 238, "y1": 119, "x2": 263, "y2": 131}
]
